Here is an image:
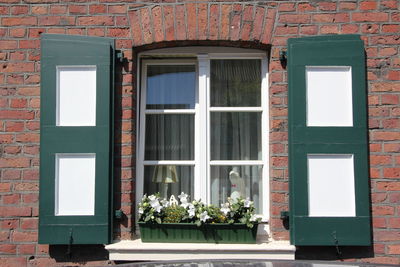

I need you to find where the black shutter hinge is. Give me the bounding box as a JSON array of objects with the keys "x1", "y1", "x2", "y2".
[
  {"x1": 332, "y1": 231, "x2": 343, "y2": 258},
  {"x1": 116, "y1": 51, "x2": 124, "y2": 63},
  {"x1": 279, "y1": 50, "x2": 287, "y2": 67},
  {"x1": 114, "y1": 209, "x2": 124, "y2": 219},
  {"x1": 280, "y1": 211, "x2": 290, "y2": 230}
]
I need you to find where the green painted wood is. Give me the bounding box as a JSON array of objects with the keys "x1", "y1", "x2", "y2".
[
  {"x1": 39, "y1": 34, "x2": 114, "y2": 244},
  {"x1": 138, "y1": 223, "x2": 258, "y2": 244},
  {"x1": 288, "y1": 35, "x2": 371, "y2": 246}
]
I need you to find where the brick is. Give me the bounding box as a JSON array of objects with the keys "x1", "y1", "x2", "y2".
[
  {"x1": 352, "y1": 12, "x2": 389, "y2": 22},
  {"x1": 384, "y1": 144, "x2": 400, "y2": 152},
  {"x1": 2, "y1": 170, "x2": 21, "y2": 180},
  {"x1": 18, "y1": 244, "x2": 35, "y2": 255},
  {"x1": 252, "y1": 7, "x2": 265, "y2": 40},
  {"x1": 15, "y1": 182, "x2": 38, "y2": 191},
  {"x1": 373, "y1": 206, "x2": 395, "y2": 216},
  {"x1": 300, "y1": 25, "x2": 317, "y2": 35},
  {"x1": 361, "y1": 24, "x2": 379, "y2": 34},
  {"x1": 31, "y1": 6, "x2": 47, "y2": 15},
  {"x1": 77, "y1": 16, "x2": 113, "y2": 26},
  {"x1": 0, "y1": 6, "x2": 9, "y2": 15},
  {"x1": 379, "y1": 47, "x2": 398, "y2": 56},
  {"x1": 107, "y1": 28, "x2": 130, "y2": 38},
  {"x1": 374, "y1": 230, "x2": 400, "y2": 241},
  {"x1": 0, "y1": 134, "x2": 14, "y2": 144},
  {"x1": 186, "y1": 3, "x2": 196, "y2": 40},
  {"x1": 377, "y1": 181, "x2": 400, "y2": 191},
  {"x1": 4, "y1": 145, "x2": 21, "y2": 155},
  {"x1": 370, "y1": 35, "x2": 400, "y2": 45},
  {"x1": 371, "y1": 83, "x2": 400, "y2": 92},
  {"x1": 25, "y1": 121, "x2": 39, "y2": 131},
  {"x1": 22, "y1": 193, "x2": 38, "y2": 203},
  {"x1": 89, "y1": 4, "x2": 106, "y2": 14},
  {"x1": 0, "y1": 110, "x2": 35, "y2": 120},
  {"x1": 372, "y1": 131, "x2": 400, "y2": 141},
  {"x1": 279, "y1": 3, "x2": 295, "y2": 12},
  {"x1": 69, "y1": 5, "x2": 87, "y2": 14},
  {"x1": 9, "y1": 52, "x2": 25, "y2": 61},
  {"x1": 20, "y1": 218, "x2": 38, "y2": 230},
  {"x1": 382, "y1": 24, "x2": 400, "y2": 33},
  {"x1": 39, "y1": 16, "x2": 75, "y2": 26},
  {"x1": 0, "y1": 244, "x2": 17, "y2": 254},
  {"x1": 3, "y1": 194, "x2": 20, "y2": 205},
  {"x1": 1, "y1": 62, "x2": 35, "y2": 73},
  {"x1": 12, "y1": 231, "x2": 37, "y2": 242},
  {"x1": 372, "y1": 217, "x2": 386, "y2": 228},
  {"x1": 0, "y1": 158, "x2": 30, "y2": 168},
  {"x1": 370, "y1": 155, "x2": 392, "y2": 166},
  {"x1": 17, "y1": 87, "x2": 40, "y2": 96},
  {"x1": 360, "y1": 1, "x2": 377, "y2": 10},
  {"x1": 9, "y1": 28, "x2": 25, "y2": 38},
  {"x1": 175, "y1": 5, "x2": 186, "y2": 41},
  {"x1": 220, "y1": 4, "x2": 231, "y2": 40},
  {"x1": 318, "y1": 2, "x2": 337, "y2": 11},
  {"x1": 50, "y1": 5, "x2": 67, "y2": 14},
  {"x1": 298, "y1": 3, "x2": 316, "y2": 12},
  {"x1": 0, "y1": 258, "x2": 27, "y2": 267},
  {"x1": 279, "y1": 14, "x2": 310, "y2": 24},
  {"x1": 0, "y1": 207, "x2": 31, "y2": 217},
  {"x1": 141, "y1": 8, "x2": 152, "y2": 44},
  {"x1": 320, "y1": 25, "x2": 339, "y2": 34},
  {"x1": 109, "y1": 5, "x2": 126, "y2": 14},
  {"x1": 163, "y1": 6, "x2": 174, "y2": 41},
  {"x1": 198, "y1": 3, "x2": 208, "y2": 40},
  {"x1": 383, "y1": 168, "x2": 400, "y2": 178},
  {"x1": 381, "y1": 0, "x2": 398, "y2": 10},
  {"x1": 2, "y1": 16, "x2": 37, "y2": 26}
]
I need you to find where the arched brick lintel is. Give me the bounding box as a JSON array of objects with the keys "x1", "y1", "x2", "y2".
[{"x1": 128, "y1": 3, "x2": 277, "y2": 48}]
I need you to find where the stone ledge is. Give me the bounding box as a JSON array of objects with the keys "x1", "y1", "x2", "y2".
[{"x1": 105, "y1": 239, "x2": 296, "y2": 261}]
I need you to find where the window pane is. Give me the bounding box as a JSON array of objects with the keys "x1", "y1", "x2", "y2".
[
  {"x1": 211, "y1": 59, "x2": 261, "y2": 107},
  {"x1": 146, "y1": 65, "x2": 196, "y2": 109},
  {"x1": 210, "y1": 165, "x2": 262, "y2": 213},
  {"x1": 144, "y1": 165, "x2": 194, "y2": 199},
  {"x1": 145, "y1": 114, "x2": 194, "y2": 160},
  {"x1": 210, "y1": 112, "x2": 261, "y2": 160}
]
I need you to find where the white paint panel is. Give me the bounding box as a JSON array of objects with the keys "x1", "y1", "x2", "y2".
[
  {"x1": 55, "y1": 154, "x2": 96, "y2": 216},
  {"x1": 57, "y1": 66, "x2": 96, "y2": 126},
  {"x1": 308, "y1": 154, "x2": 356, "y2": 217},
  {"x1": 306, "y1": 66, "x2": 353, "y2": 127}
]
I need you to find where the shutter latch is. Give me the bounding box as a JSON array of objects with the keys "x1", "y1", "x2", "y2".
[
  {"x1": 116, "y1": 51, "x2": 124, "y2": 63},
  {"x1": 332, "y1": 231, "x2": 342, "y2": 258},
  {"x1": 279, "y1": 50, "x2": 287, "y2": 67}
]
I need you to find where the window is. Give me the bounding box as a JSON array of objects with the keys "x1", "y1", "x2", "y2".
[{"x1": 137, "y1": 48, "x2": 269, "y2": 219}]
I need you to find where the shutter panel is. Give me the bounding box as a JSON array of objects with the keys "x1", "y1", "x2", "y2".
[
  {"x1": 288, "y1": 35, "x2": 371, "y2": 246},
  {"x1": 39, "y1": 34, "x2": 114, "y2": 244}
]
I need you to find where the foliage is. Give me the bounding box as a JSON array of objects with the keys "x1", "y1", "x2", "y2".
[{"x1": 138, "y1": 192, "x2": 262, "y2": 228}]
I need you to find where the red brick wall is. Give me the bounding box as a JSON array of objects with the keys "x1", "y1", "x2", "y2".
[{"x1": 0, "y1": 1, "x2": 399, "y2": 266}]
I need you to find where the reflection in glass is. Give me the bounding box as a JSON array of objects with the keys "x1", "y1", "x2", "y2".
[
  {"x1": 210, "y1": 165, "x2": 262, "y2": 213},
  {"x1": 146, "y1": 65, "x2": 196, "y2": 109},
  {"x1": 211, "y1": 112, "x2": 261, "y2": 160},
  {"x1": 144, "y1": 165, "x2": 194, "y2": 199},
  {"x1": 211, "y1": 59, "x2": 261, "y2": 107},
  {"x1": 145, "y1": 114, "x2": 194, "y2": 160}
]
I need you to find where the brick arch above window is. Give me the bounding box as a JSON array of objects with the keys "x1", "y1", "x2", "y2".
[{"x1": 128, "y1": 3, "x2": 277, "y2": 47}]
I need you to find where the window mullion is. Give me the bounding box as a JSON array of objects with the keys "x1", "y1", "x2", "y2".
[{"x1": 197, "y1": 54, "x2": 209, "y2": 202}]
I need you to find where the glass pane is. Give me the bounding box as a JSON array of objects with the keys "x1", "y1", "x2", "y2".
[
  {"x1": 210, "y1": 165, "x2": 262, "y2": 213},
  {"x1": 211, "y1": 59, "x2": 261, "y2": 107},
  {"x1": 144, "y1": 165, "x2": 194, "y2": 199},
  {"x1": 210, "y1": 112, "x2": 261, "y2": 160},
  {"x1": 145, "y1": 114, "x2": 194, "y2": 160},
  {"x1": 57, "y1": 66, "x2": 96, "y2": 126},
  {"x1": 55, "y1": 154, "x2": 96, "y2": 216},
  {"x1": 146, "y1": 65, "x2": 196, "y2": 109}
]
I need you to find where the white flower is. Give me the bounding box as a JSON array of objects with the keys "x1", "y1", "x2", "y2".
[
  {"x1": 250, "y1": 214, "x2": 261, "y2": 222},
  {"x1": 180, "y1": 201, "x2": 189, "y2": 209},
  {"x1": 178, "y1": 192, "x2": 188, "y2": 201},
  {"x1": 200, "y1": 211, "x2": 210, "y2": 222},
  {"x1": 244, "y1": 198, "x2": 252, "y2": 208},
  {"x1": 220, "y1": 203, "x2": 230, "y2": 215},
  {"x1": 138, "y1": 207, "x2": 144, "y2": 214},
  {"x1": 154, "y1": 204, "x2": 163, "y2": 213},
  {"x1": 149, "y1": 195, "x2": 162, "y2": 212},
  {"x1": 160, "y1": 199, "x2": 169, "y2": 207},
  {"x1": 187, "y1": 203, "x2": 195, "y2": 218},
  {"x1": 149, "y1": 195, "x2": 157, "y2": 201}
]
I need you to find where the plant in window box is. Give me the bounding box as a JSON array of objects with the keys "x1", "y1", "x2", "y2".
[{"x1": 137, "y1": 192, "x2": 261, "y2": 243}]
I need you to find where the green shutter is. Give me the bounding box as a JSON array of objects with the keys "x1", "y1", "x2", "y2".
[
  {"x1": 288, "y1": 35, "x2": 371, "y2": 246},
  {"x1": 39, "y1": 34, "x2": 114, "y2": 244}
]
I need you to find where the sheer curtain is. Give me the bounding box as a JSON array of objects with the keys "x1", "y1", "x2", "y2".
[
  {"x1": 210, "y1": 59, "x2": 262, "y2": 212},
  {"x1": 143, "y1": 65, "x2": 196, "y2": 198}
]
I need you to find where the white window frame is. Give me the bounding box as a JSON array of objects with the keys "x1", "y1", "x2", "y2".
[{"x1": 136, "y1": 47, "x2": 269, "y2": 221}]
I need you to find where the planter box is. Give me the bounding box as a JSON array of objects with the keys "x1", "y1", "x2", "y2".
[{"x1": 138, "y1": 222, "x2": 258, "y2": 244}]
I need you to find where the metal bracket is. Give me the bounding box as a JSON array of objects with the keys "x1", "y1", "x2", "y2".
[
  {"x1": 66, "y1": 228, "x2": 73, "y2": 259},
  {"x1": 279, "y1": 50, "x2": 287, "y2": 65},
  {"x1": 114, "y1": 209, "x2": 124, "y2": 219},
  {"x1": 332, "y1": 231, "x2": 342, "y2": 258},
  {"x1": 116, "y1": 51, "x2": 124, "y2": 63},
  {"x1": 280, "y1": 211, "x2": 289, "y2": 220}
]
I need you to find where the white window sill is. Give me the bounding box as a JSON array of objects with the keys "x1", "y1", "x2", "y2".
[{"x1": 105, "y1": 239, "x2": 296, "y2": 261}]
